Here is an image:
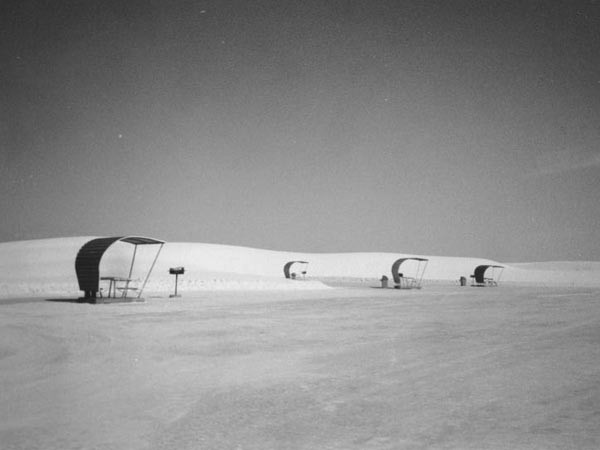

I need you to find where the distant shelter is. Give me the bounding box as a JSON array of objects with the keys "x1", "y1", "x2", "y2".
[
  {"x1": 283, "y1": 261, "x2": 309, "y2": 280},
  {"x1": 391, "y1": 257, "x2": 429, "y2": 289},
  {"x1": 471, "y1": 264, "x2": 504, "y2": 287}
]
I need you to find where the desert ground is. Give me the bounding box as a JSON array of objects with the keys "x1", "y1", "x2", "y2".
[{"x1": 1, "y1": 284, "x2": 600, "y2": 450}]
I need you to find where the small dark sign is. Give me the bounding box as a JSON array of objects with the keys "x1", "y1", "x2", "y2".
[{"x1": 169, "y1": 267, "x2": 185, "y2": 275}]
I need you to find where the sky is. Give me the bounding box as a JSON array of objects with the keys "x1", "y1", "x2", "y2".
[{"x1": 1, "y1": 0, "x2": 599, "y2": 261}]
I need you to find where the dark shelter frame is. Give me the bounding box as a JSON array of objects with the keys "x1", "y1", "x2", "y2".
[{"x1": 75, "y1": 236, "x2": 165, "y2": 300}]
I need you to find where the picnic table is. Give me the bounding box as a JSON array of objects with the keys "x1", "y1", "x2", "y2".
[{"x1": 100, "y1": 276, "x2": 134, "y2": 298}]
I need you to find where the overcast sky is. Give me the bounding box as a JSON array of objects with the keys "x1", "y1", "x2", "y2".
[{"x1": 1, "y1": 0, "x2": 599, "y2": 261}]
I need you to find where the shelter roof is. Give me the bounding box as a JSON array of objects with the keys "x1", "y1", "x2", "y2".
[
  {"x1": 392, "y1": 257, "x2": 429, "y2": 266},
  {"x1": 120, "y1": 236, "x2": 165, "y2": 245}
]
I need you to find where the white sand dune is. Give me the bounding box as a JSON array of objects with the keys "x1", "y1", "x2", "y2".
[
  {"x1": 1, "y1": 237, "x2": 599, "y2": 299},
  {"x1": 2, "y1": 239, "x2": 600, "y2": 449},
  {"x1": 510, "y1": 261, "x2": 600, "y2": 272}
]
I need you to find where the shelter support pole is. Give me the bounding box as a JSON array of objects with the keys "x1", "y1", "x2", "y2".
[
  {"x1": 127, "y1": 245, "x2": 138, "y2": 280},
  {"x1": 138, "y1": 243, "x2": 164, "y2": 298},
  {"x1": 124, "y1": 244, "x2": 138, "y2": 297},
  {"x1": 417, "y1": 260, "x2": 429, "y2": 288}
]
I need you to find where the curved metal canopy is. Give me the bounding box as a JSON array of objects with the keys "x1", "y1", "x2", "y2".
[{"x1": 75, "y1": 236, "x2": 165, "y2": 298}]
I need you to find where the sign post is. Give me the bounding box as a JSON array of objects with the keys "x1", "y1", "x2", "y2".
[{"x1": 169, "y1": 267, "x2": 184, "y2": 298}]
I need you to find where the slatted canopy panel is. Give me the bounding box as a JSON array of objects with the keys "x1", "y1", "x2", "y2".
[{"x1": 75, "y1": 236, "x2": 165, "y2": 297}]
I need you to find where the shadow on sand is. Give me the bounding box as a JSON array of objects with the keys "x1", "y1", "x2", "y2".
[
  {"x1": 45, "y1": 297, "x2": 144, "y2": 304},
  {"x1": 45, "y1": 298, "x2": 87, "y2": 303}
]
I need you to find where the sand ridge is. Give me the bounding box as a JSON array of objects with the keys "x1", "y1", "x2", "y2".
[{"x1": 1, "y1": 237, "x2": 600, "y2": 299}]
